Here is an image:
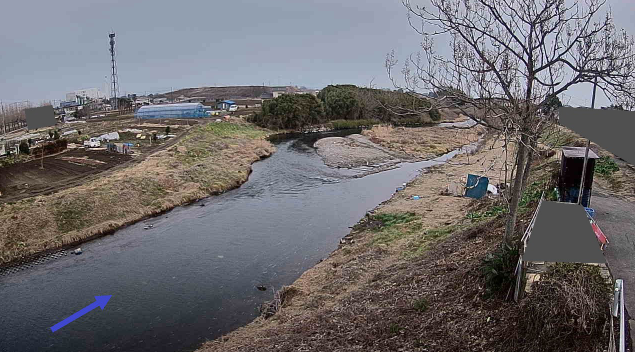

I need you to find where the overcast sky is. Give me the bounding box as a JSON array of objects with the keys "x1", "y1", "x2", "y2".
[{"x1": 1, "y1": 0, "x2": 634, "y2": 107}]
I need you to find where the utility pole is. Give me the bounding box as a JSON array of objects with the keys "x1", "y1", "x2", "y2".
[
  {"x1": 1, "y1": 101, "x2": 6, "y2": 136},
  {"x1": 577, "y1": 76, "x2": 597, "y2": 206}
]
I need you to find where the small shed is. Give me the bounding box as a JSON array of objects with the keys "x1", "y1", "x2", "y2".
[
  {"x1": 216, "y1": 100, "x2": 236, "y2": 111},
  {"x1": 558, "y1": 146, "x2": 599, "y2": 207}
]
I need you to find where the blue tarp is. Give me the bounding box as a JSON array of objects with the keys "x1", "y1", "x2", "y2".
[{"x1": 465, "y1": 174, "x2": 489, "y2": 199}]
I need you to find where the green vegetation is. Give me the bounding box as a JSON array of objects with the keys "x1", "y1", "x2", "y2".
[
  {"x1": 595, "y1": 156, "x2": 619, "y2": 177},
  {"x1": 405, "y1": 224, "x2": 459, "y2": 258},
  {"x1": 372, "y1": 212, "x2": 418, "y2": 227},
  {"x1": 370, "y1": 212, "x2": 420, "y2": 245},
  {"x1": 466, "y1": 205, "x2": 506, "y2": 223},
  {"x1": 389, "y1": 323, "x2": 401, "y2": 334},
  {"x1": 413, "y1": 297, "x2": 429, "y2": 313},
  {"x1": 519, "y1": 181, "x2": 544, "y2": 209},
  {"x1": 481, "y1": 243, "x2": 519, "y2": 298},
  {"x1": 249, "y1": 94, "x2": 324, "y2": 130},
  {"x1": 249, "y1": 84, "x2": 441, "y2": 130},
  {"x1": 19, "y1": 141, "x2": 30, "y2": 155},
  {"x1": 319, "y1": 85, "x2": 440, "y2": 123},
  {"x1": 539, "y1": 127, "x2": 577, "y2": 147}
]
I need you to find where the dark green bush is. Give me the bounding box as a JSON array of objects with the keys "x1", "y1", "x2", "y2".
[
  {"x1": 595, "y1": 156, "x2": 619, "y2": 177},
  {"x1": 19, "y1": 141, "x2": 30, "y2": 155},
  {"x1": 481, "y1": 243, "x2": 519, "y2": 298},
  {"x1": 429, "y1": 107, "x2": 441, "y2": 121}
]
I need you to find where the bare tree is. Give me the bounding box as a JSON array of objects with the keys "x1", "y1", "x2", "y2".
[{"x1": 387, "y1": 0, "x2": 635, "y2": 243}]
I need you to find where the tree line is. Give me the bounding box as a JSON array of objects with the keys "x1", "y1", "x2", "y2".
[{"x1": 248, "y1": 85, "x2": 441, "y2": 130}]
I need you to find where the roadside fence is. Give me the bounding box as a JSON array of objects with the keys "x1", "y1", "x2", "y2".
[{"x1": 609, "y1": 279, "x2": 627, "y2": 352}]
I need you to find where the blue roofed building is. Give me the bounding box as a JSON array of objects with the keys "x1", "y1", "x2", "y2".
[{"x1": 216, "y1": 100, "x2": 236, "y2": 111}]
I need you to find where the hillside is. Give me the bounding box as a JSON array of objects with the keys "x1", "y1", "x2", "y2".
[{"x1": 154, "y1": 86, "x2": 314, "y2": 100}]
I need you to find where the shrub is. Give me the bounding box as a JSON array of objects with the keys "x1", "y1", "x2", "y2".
[
  {"x1": 481, "y1": 243, "x2": 519, "y2": 298},
  {"x1": 165, "y1": 126, "x2": 171, "y2": 134},
  {"x1": 389, "y1": 323, "x2": 401, "y2": 334},
  {"x1": 413, "y1": 297, "x2": 429, "y2": 312},
  {"x1": 429, "y1": 107, "x2": 442, "y2": 121},
  {"x1": 512, "y1": 264, "x2": 611, "y2": 352},
  {"x1": 19, "y1": 141, "x2": 30, "y2": 155},
  {"x1": 595, "y1": 156, "x2": 619, "y2": 177},
  {"x1": 371, "y1": 212, "x2": 418, "y2": 228}
]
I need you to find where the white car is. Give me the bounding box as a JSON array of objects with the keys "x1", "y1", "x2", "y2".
[
  {"x1": 228, "y1": 105, "x2": 238, "y2": 112},
  {"x1": 83, "y1": 138, "x2": 101, "y2": 148}
]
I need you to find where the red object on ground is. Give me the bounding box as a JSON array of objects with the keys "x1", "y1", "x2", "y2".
[{"x1": 591, "y1": 220, "x2": 608, "y2": 247}]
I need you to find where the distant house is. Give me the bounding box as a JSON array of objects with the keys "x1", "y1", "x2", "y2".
[
  {"x1": 134, "y1": 97, "x2": 152, "y2": 106},
  {"x1": 272, "y1": 91, "x2": 287, "y2": 98},
  {"x1": 217, "y1": 100, "x2": 236, "y2": 111},
  {"x1": 295, "y1": 90, "x2": 320, "y2": 97},
  {"x1": 60, "y1": 101, "x2": 80, "y2": 108},
  {"x1": 233, "y1": 99, "x2": 262, "y2": 108},
  {"x1": 152, "y1": 97, "x2": 168, "y2": 104},
  {"x1": 260, "y1": 92, "x2": 274, "y2": 102}
]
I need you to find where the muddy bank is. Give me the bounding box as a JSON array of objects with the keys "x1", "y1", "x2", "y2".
[
  {"x1": 313, "y1": 120, "x2": 486, "y2": 170},
  {"x1": 314, "y1": 134, "x2": 412, "y2": 168},
  {"x1": 0, "y1": 121, "x2": 274, "y2": 266}
]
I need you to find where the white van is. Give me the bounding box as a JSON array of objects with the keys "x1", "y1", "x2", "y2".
[
  {"x1": 84, "y1": 138, "x2": 101, "y2": 148},
  {"x1": 228, "y1": 105, "x2": 238, "y2": 112}
]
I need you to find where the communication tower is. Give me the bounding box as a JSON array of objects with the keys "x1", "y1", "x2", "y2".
[{"x1": 109, "y1": 32, "x2": 119, "y2": 110}]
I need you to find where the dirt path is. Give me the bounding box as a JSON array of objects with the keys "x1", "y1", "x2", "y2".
[{"x1": 593, "y1": 185, "x2": 635, "y2": 343}]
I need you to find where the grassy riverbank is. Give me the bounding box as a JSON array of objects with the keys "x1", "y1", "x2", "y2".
[
  {"x1": 199, "y1": 125, "x2": 612, "y2": 351},
  {"x1": 0, "y1": 121, "x2": 274, "y2": 265}
]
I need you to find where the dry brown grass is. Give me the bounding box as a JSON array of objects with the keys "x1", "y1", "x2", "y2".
[
  {"x1": 198, "y1": 130, "x2": 610, "y2": 352},
  {"x1": 362, "y1": 123, "x2": 486, "y2": 160},
  {"x1": 0, "y1": 121, "x2": 274, "y2": 265},
  {"x1": 198, "y1": 134, "x2": 521, "y2": 352},
  {"x1": 509, "y1": 263, "x2": 612, "y2": 352}
]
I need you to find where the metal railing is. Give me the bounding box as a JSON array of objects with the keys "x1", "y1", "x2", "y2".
[
  {"x1": 513, "y1": 193, "x2": 545, "y2": 301},
  {"x1": 612, "y1": 279, "x2": 626, "y2": 352}
]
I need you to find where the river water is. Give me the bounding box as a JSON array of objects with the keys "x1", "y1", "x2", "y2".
[{"x1": 0, "y1": 130, "x2": 472, "y2": 352}]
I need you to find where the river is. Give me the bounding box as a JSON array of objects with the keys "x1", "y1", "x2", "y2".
[{"x1": 0, "y1": 130, "x2": 474, "y2": 352}]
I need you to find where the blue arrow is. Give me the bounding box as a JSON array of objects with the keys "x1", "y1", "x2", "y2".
[{"x1": 50, "y1": 295, "x2": 112, "y2": 332}]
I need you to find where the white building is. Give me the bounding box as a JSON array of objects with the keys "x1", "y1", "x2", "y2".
[{"x1": 65, "y1": 88, "x2": 105, "y2": 103}]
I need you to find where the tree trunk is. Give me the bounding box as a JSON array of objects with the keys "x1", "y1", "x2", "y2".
[
  {"x1": 520, "y1": 138, "x2": 538, "y2": 193},
  {"x1": 504, "y1": 133, "x2": 528, "y2": 244}
]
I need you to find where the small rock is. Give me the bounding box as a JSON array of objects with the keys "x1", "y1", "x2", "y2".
[
  {"x1": 73, "y1": 248, "x2": 83, "y2": 255},
  {"x1": 199, "y1": 203, "x2": 206, "y2": 207},
  {"x1": 256, "y1": 286, "x2": 267, "y2": 291}
]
